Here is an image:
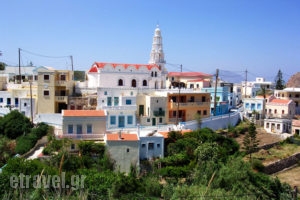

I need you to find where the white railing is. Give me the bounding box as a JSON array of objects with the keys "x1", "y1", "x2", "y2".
[{"x1": 56, "y1": 134, "x2": 105, "y2": 140}]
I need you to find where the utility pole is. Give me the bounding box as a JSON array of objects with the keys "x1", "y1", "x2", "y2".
[
  {"x1": 29, "y1": 80, "x2": 33, "y2": 124},
  {"x1": 18, "y1": 48, "x2": 21, "y2": 84},
  {"x1": 213, "y1": 69, "x2": 219, "y2": 116},
  {"x1": 244, "y1": 69, "x2": 248, "y2": 98},
  {"x1": 176, "y1": 64, "x2": 182, "y2": 125},
  {"x1": 70, "y1": 55, "x2": 75, "y2": 96}
]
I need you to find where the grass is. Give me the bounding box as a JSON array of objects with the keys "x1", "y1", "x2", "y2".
[
  {"x1": 272, "y1": 165, "x2": 300, "y2": 188},
  {"x1": 252, "y1": 143, "x2": 300, "y2": 165}
]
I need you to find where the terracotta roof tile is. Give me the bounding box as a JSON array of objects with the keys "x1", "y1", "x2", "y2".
[
  {"x1": 63, "y1": 110, "x2": 106, "y2": 117},
  {"x1": 88, "y1": 62, "x2": 160, "y2": 72},
  {"x1": 106, "y1": 133, "x2": 139, "y2": 141},
  {"x1": 269, "y1": 99, "x2": 291, "y2": 104},
  {"x1": 292, "y1": 120, "x2": 300, "y2": 127}
]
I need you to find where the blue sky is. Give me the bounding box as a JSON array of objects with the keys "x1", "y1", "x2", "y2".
[{"x1": 1, "y1": 0, "x2": 299, "y2": 82}]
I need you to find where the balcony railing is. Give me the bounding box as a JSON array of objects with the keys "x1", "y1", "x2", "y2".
[
  {"x1": 55, "y1": 96, "x2": 68, "y2": 102},
  {"x1": 153, "y1": 110, "x2": 165, "y2": 117},
  {"x1": 102, "y1": 105, "x2": 137, "y2": 110},
  {"x1": 265, "y1": 113, "x2": 291, "y2": 119},
  {"x1": 170, "y1": 101, "x2": 210, "y2": 108},
  {"x1": 57, "y1": 134, "x2": 105, "y2": 140}
]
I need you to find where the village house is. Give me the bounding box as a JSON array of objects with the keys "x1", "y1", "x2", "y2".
[
  {"x1": 104, "y1": 132, "x2": 140, "y2": 174},
  {"x1": 59, "y1": 110, "x2": 106, "y2": 151}
]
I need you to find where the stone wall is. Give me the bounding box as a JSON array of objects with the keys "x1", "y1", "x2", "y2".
[{"x1": 263, "y1": 153, "x2": 300, "y2": 175}]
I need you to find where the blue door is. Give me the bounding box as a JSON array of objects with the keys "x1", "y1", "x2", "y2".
[{"x1": 118, "y1": 116, "x2": 125, "y2": 128}]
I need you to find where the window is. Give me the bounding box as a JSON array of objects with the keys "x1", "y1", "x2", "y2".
[
  {"x1": 127, "y1": 116, "x2": 133, "y2": 124},
  {"x1": 277, "y1": 124, "x2": 280, "y2": 130},
  {"x1": 68, "y1": 125, "x2": 73, "y2": 134},
  {"x1": 118, "y1": 79, "x2": 123, "y2": 86},
  {"x1": 266, "y1": 123, "x2": 269, "y2": 128},
  {"x1": 147, "y1": 118, "x2": 150, "y2": 123},
  {"x1": 126, "y1": 148, "x2": 130, "y2": 153},
  {"x1": 245, "y1": 103, "x2": 249, "y2": 109},
  {"x1": 274, "y1": 109, "x2": 277, "y2": 114},
  {"x1": 151, "y1": 72, "x2": 154, "y2": 77},
  {"x1": 190, "y1": 84, "x2": 194, "y2": 88},
  {"x1": 44, "y1": 90, "x2": 49, "y2": 96},
  {"x1": 87, "y1": 124, "x2": 92, "y2": 134},
  {"x1": 157, "y1": 143, "x2": 160, "y2": 148},
  {"x1": 71, "y1": 144, "x2": 75, "y2": 150},
  {"x1": 60, "y1": 74, "x2": 66, "y2": 81},
  {"x1": 77, "y1": 125, "x2": 82, "y2": 134},
  {"x1": 0, "y1": 98, "x2": 3, "y2": 103},
  {"x1": 24, "y1": 103, "x2": 27, "y2": 107},
  {"x1": 110, "y1": 116, "x2": 116, "y2": 125},
  {"x1": 282, "y1": 110, "x2": 285, "y2": 114},
  {"x1": 197, "y1": 110, "x2": 201, "y2": 115},
  {"x1": 44, "y1": 74, "x2": 49, "y2": 81},
  {"x1": 131, "y1": 79, "x2": 136, "y2": 87},
  {"x1": 104, "y1": 91, "x2": 107, "y2": 95},
  {"x1": 126, "y1": 99, "x2": 132, "y2": 105},
  {"x1": 107, "y1": 97, "x2": 112, "y2": 106},
  {"x1": 114, "y1": 97, "x2": 119, "y2": 106},
  {"x1": 142, "y1": 144, "x2": 146, "y2": 148},
  {"x1": 257, "y1": 103, "x2": 262, "y2": 110},
  {"x1": 159, "y1": 117, "x2": 162, "y2": 123},
  {"x1": 143, "y1": 80, "x2": 147, "y2": 86},
  {"x1": 155, "y1": 71, "x2": 157, "y2": 77},
  {"x1": 203, "y1": 110, "x2": 207, "y2": 115},
  {"x1": 15, "y1": 98, "x2": 19, "y2": 106},
  {"x1": 148, "y1": 143, "x2": 154, "y2": 150}
]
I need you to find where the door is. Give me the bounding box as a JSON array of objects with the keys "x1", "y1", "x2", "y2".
[
  {"x1": 152, "y1": 118, "x2": 156, "y2": 126},
  {"x1": 118, "y1": 116, "x2": 125, "y2": 128},
  {"x1": 139, "y1": 105, "x2": 144, "y2": 116}
]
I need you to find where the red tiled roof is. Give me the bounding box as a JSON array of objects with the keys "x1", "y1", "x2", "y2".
[
  {"x1": 88, "y1": 62, "x2": 160, "y2": 73},
  {"x1": 168, "y1": 72, "x2": 212, "y2": 77},
  {"x1": 63, "y1": 110, "x2": 106, "y2": 117},
  {"x1": 292, "y1": 120, "x2": 300, "y2": 127},
  {"x1": 106, "y1": 133, "x2": 139, "y2": 141},
  {"x1": 269, "y1": 99, "x2": 291, "y2": 104}
]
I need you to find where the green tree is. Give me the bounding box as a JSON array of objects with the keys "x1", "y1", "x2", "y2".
[
  {"x1": 0, "y1": 62, "x2": 6, "y2": 71},
  {"x1": 0, "y1": 110, "x2": 32, "y2": 139},
  {"x1": 243, "y1": 120, "x2": 259, "y2": 161},
  {"x1": 274, "y1": 69, "x2": 285, "y2": 90}
]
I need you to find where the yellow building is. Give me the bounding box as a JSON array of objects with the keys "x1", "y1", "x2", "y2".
[
  {"x1": 37, "y1": 67, "x2": 74, "y2": 113},
  {"x1": 166, "y1": 91, "x2": 211, "y2": 124}
]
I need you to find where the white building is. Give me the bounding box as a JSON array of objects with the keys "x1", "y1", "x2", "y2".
[
  {"x1": 139, "y1": 130, "x2": 164, "y2": 160},
  {"x1": 242, "y1": 77, "x2": 274, "y2": 98}
]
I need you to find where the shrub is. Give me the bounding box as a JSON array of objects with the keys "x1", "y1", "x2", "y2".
[{"x1": 251, "y1": 158, "x2": 265, "y2": 172}]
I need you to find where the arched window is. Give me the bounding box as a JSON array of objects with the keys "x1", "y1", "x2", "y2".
[
  {"x1": 143, "y1": 80, "x2": 147, "y2": 86},
  {"x1": 151, "y1": 71, "x2": 154, "y2": 77},
  {"x1": 131, "y1": 79, "x2": 136, "y2": 87},
  {"x1": 118, "y1": 79, "x2": 123, "y2": 86},
  {"x1": 155, "y1": 71, "x2": 157, "y2": 77}
]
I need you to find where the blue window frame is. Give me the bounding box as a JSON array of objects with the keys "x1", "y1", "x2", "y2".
[
  {"x1": 110, "y1": 116, "x2": 116, "y2": 125},
  {"x1": 68, "y1": 125, "x2": 73, "y2": 134},
  {"x1": 107, "y1": 97, "x2": 112, "y2": 106},
  {"x1": 126, "y1": 99, "x2": 131, "y2": 105},
  {"x1": 87, "y1": 124, "x2": 92, "y2": 134},
  {"x1": 77, "y1": 125, "x2": 82, "y2": 134},
  {"x1": 127, "y1": 116, "x2": 133, "y2": 124},
  {"x1": 0, "y1": 98, "x2": 3, "y2": 103},
  {"x1": 257, "y1": 103, "x2": 262, "y2": 110},
  {"x1": 114, "y1": 97, "x2": 119, "y2": 106}
]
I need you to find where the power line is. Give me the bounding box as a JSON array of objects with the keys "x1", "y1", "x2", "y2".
[{"x1": 20, "y1": 48, "x2": 70, "y2": 59}]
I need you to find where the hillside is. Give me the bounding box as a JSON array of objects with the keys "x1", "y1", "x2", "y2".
[{"x1": 286, "y1": 72, "x2": 300, "y2": 88}]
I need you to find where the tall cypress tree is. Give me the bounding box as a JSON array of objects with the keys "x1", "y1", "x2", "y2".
[
  {"x1": 243, "y1": 120, "x2": 259, "y2": 161},
  {"x1": 274, "y1": 69, "x2": 285, "y2": 90}
]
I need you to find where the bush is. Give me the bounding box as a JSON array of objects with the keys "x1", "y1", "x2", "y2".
[
  {"x1": 251, "y1": 158, "x2": 265, "y2": 172},
  {"x1": 15, "y1": 133, "x2": 37, "y2": 154}
]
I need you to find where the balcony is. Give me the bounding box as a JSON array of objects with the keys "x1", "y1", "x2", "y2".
[
  {"x1": 57, "y1": 134, "x2": 105, "y2": 140},
  {"x1": 55, "y1": 96, "x2": 68, "y2": 102},
  {"x1": 153, "y1": 110, "x2": 165, "y2": 117},
  {"x1": 169, "y1": 101, "x2": 210, "y2": 108}
]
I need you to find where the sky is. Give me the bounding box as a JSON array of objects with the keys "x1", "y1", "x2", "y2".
[{"x1": 1, "y1": 0, "x2": 300, "y2": 83}]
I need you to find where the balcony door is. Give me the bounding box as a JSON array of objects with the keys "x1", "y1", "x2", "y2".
[{"x1": 118, "y1": 116, "x2": 125, "y2": 128}]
